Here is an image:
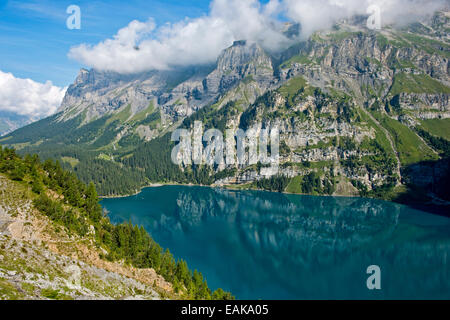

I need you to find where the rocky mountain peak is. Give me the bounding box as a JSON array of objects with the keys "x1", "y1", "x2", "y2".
[
  {"x1": 74, "y1": 68, "x2": 90, "y2": 85},
  {"x1": 4, "y1": 13, "x2": 450, "y2": 205},
  {"x1": 232, "y1": 40, "x2": 247, "y2": 46},
  {"x1": 282, "y1": 22, "x2": 301, "y2": 39},
  {"x1": 200, "y1": 40, "x2": 274, "y2": 98},
  {"x1": 216, "y1": 40, "x2": 271, "y2": 72}
]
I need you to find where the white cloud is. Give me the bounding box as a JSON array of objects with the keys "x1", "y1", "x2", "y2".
[
  {"x1": 68, "y1": 0, "x2": 447, "y2": 74},
  {"x1": 283, "y1": 0, "x2": 448, "y2": 37},
  {"x1": 0, "y1": 70, "x2": 67, "y2": 120},
  {"x1": 69, "y1": 0, "x2": 291, "y2": 73}
]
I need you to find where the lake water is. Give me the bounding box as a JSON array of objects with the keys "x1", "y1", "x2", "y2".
[{"x1": 101, "y1": 186, "x2": 450, "y2": 300}]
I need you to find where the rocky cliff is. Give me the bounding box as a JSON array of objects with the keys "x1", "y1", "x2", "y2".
[
  {"x1": 2, "y1": 11, "x2": 449, "y2": 207},
  {"x1": 0, "y1": 174, "x2": 171, "y2": 300}
]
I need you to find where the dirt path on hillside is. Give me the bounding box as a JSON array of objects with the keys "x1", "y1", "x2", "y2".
[{"x1": 359, "y1": 107, "x2": 403, "y2": 185}]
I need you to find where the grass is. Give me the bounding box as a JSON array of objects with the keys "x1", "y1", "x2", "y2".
[
  {"x1": 310, "y1": 32, "x2": 325, "y2": 43},
  {"x1": 365, "y1": 57, "x2": 383, "y2": 69},
  {"x1": 8, "y1": 142, "x2": 30, "y2": 150},
  {"x1": 286, "y1": 176, "x2": 303, "y2": 194},
  {"x1": 277, "y1": 76, "x2": 309, "y2": 106},
  {"x1": 282, "y1": 160, "x2": 334, "y2": 170},
  {"x1": 328, "y1": 31, "x2": 362, "y2": 42},
  {"x1": 0, "y1": 278, "x2": 22, "y2": 300},
  {"x1": 380, "y1": 185, "x2": 409, "y2": 202},
  {"x1": 64, "y1": 104, "x2": 84, "y2": 118},
  {"x1": 400, "y1": 33, "x2": 450, "y2": 59},
  {"x1": 378, "y1": 114, "x2": 438, "y2": 165},
  {"x1": 106, "y1": 104, "x2": 132, "y2": 125},
  {"x1": 280, "y1": 54, "x2": 315, "y2": 69},
  {"x1": 358, "y1": 108, "x2": 395, "y2": 157},
  {"x1": 278, "y1": 76, "x2": 307, "y2": 97},
  {"x1": 97, "y1": 153, "x2": 113, "y2": 161},
  {"x1": 297, "y1": 139, "x2": 335, "y2": 152},
  {"x1": 61, "y1": 157, "x2": 79, "y2": 168},
  {"x1": 376, "y1": 34, "x2": 389, "y2": 49},
  {"x1": 241, "y1": 75, "x2": 254, "y2": 84},
  {"x1": 41, "y1": 288, "x2": 73, "y2": 300},
  {"x1": 309, "y1": 161, "x2": 335, "y2": 169},
  {"x1": 21, "y1": 282, "x2": 36, "y2": 295},
  {"x1": 130, "y1": 102, "x2": 155, "y2": 122},
  {"x1": 388, "y1": 59, "x2": 416, "y2": 70},
  {"x1": 390, "y1": 73, "x2": 450, "y2": 96},
  {"x1": 420, "y1": 119, "x2": 450, "y2": 140},
  {"x1": 224, "y1": 183, "x2": 254, "y2": 190}
]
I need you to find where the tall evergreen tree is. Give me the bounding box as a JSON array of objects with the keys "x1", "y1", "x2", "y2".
[{"x1": 85, "y1": 182, "x2": 102, "y2": 222}]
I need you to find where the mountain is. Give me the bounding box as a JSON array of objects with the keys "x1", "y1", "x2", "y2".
[
  {"x1": 57, "y1": 39, "x2": 274, "y2": 134},
  {"x1": 1, "y1": 11, "x2": 449, "y2": 211},
  {"x1": 0, "y1": 146, "x2": 232, "y2": 300},
  {"x1": 0, "y1": 111, "x2": 34, "y2": 137}
]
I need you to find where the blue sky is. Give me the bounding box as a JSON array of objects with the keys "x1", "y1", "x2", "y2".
[
  {"x1": 0, "y1": 0, "x2": 289, "y2": 121},
  {"x1": 0, "y1": 0, "x2": 442, "y2": 88},
  {"x1": 0, "y1": 0, "x2": 213, "y2": 86},
  {"x1": 0, "y1": 0, "x2": 443, "y2": 122}
]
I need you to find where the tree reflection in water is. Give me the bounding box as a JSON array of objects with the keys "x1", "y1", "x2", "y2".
[{"x1": 102, "y1": 186, "x2": 450, "y2": 299}]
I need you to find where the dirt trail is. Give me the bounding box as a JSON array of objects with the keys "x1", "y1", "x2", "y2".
[
  {"x1": 359, "y1": 107, "x2": 403, "y2": 185},
  {"x1": 0, "y1": 174, "x2": 175, "y2": 300}
]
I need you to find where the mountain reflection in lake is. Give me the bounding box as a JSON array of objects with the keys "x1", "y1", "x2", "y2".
[{"x1": 101, "y1": 186, "x2": 450, "y2": 299}]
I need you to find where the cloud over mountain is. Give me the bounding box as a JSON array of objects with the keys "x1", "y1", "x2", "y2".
[
  {"x1": 0, "y1": 70, "x2": 67, "y2": 120},
  {"x1": 283, "y1": 0, "x2": 448, "y2": 36},
  {"x1": 69, "y1": 0, "x2": 291, "y2": 73},
  {"x1": 69, "y1": 0, "x2": 447, "y2": 74}
]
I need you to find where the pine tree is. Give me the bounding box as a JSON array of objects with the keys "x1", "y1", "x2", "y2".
[
  {"x1": 85, "y1": 182, "x2": 102, "y2": 222},
  {"x1": 32, "y1": 176, "x2": 44, "y2": 194},
  {"x1": 10, "y1": 162, "x2": 25, "y2": 181}
]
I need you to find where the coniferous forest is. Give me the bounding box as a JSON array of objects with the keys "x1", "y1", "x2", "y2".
[{"x1": 0, "y1": 146, "x2": 234, "y2": 300}]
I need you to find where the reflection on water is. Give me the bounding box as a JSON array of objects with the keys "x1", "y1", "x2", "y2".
[{"x1": 101, "y1": 186, "x2": 450, "y2": 299}]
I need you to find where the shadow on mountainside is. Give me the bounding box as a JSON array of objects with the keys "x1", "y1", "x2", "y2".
[{"x1": 393, "y1": 157, "x2": 450, "y2": 218}]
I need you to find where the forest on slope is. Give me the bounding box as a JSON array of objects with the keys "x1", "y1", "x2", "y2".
[
  {"x1": 0, "y1": 146, "x2": 233, "y2": 300},
  {"x1": 1, "y1": 11, "x2": 449, "y2": 213}
]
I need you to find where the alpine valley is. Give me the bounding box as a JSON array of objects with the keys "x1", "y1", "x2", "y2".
[{"x1": 2, "y1": 11, "x2": 450, "y2": 213}]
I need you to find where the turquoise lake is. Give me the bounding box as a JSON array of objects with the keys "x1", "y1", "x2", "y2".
[{"x1": 101, "y1": 186, "x2": 450, "y2": 300}]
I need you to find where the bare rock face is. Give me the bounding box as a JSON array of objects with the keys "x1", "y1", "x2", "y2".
[
  {"x1": 205, "y1": 40, "x2": 274, "y2": 93},
  {"x1": 58, "y1": 11, "x2": 449, "y2": 138},
  {"x1": 4, "y1": 10, "x2": 450, "y2": 200},
  {"x1": 0, "y1": 111, "x2": 33, "y2": 136},
  {"x1": 59, "y1": 41, "x2": 275, "y2": 125},
  {"x1": 59, "y1": 68, "x2": 183, "y2": 122}
]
